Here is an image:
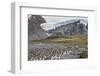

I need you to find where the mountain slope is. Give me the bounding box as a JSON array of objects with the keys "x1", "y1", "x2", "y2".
[{"x1": 47, "y1": 19, "x2": 88, "y2": 36}]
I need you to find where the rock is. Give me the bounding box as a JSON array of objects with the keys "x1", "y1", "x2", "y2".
[
  {"x1": 28, "y1": 15, "x2": 48, "y2": 41},
  {"x1": 47, "y1": 19, "x2": 87, "y2": 36}
]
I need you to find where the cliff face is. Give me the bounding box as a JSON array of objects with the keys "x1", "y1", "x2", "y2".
[
  {"x1": 28, "y1": 15, "x2": 48, "y2": 41},
  {"x1": 47, "y1": 20, "x2": 87, "y2": 36}
]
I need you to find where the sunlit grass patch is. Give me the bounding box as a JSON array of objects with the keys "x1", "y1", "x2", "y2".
[{"x1": 32, "y1": 35, "x2": 88, "y2": 46}]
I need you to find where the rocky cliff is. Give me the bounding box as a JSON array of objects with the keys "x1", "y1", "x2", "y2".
[
  {"x1": 28, "y1": 15, "x2": 48, "y2": 41},
  {"x1": 47, "y1": 19, "x2": 88, "y2": 36}
]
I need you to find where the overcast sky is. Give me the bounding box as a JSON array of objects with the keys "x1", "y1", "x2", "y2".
[{"x1": 41, "y1": 15, "x2": 88, "y2": 30}]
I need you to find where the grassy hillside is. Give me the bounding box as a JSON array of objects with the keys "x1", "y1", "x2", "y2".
[{"x1": 32, "y1": 35, "x2": 87, "y2": 46}]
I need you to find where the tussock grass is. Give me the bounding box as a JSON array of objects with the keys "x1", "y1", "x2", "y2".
[{"x1": 32, "y1": 35, "x2": 87, "y2": 45}]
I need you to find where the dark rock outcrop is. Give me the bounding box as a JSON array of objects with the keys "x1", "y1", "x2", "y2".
[{"x1": 28, "y1": 15, "x2": 48, "y2": 41}]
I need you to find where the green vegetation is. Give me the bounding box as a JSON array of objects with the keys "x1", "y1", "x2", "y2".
[
  {"x1": 32, "y1": 35, "x2": 87, "y2": 46},
  {"x1": 79, "y1": 51, "x2": 88, "y2": 58}
]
